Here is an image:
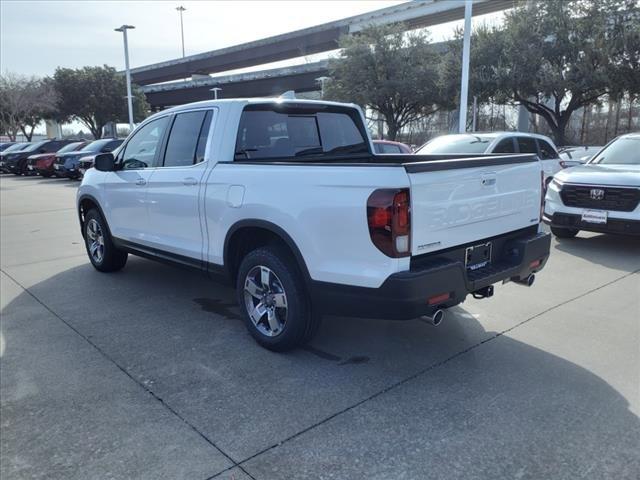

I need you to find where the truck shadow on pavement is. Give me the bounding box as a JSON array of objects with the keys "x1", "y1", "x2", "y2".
[
  {"x1": 553, "y1": 232, "x2": 640, "y2": 272},
  {"x1": 1, "y1": 257, "x2": 639, "y2": 479}
]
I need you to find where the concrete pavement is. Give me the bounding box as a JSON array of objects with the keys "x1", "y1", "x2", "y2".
[{"x1": 1, "y1": 174, "x2": 638, "y2": 479}]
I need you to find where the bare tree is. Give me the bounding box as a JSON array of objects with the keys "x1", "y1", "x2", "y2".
[{"x1": 0, "y1": 73, "x2": 58, "y2": 141}]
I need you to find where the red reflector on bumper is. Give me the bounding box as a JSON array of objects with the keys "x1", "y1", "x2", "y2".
[
  {"x1": 529, "y1": 259, "x2": 541, "y2": 269},
  {"x1": 427, "y1": 293, "x2": 450, "y2": 305}
]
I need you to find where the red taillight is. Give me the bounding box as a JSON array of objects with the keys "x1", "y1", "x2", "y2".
[
  {"x1": 367, "y1": 188, "x2": 411, "y2": 257},
  {"x1": 529, "y1": 259, "x2": 541, "y2": 269}
]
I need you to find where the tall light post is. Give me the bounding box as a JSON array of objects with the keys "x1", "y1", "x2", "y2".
[
  {"x1": 210, "y1": 87, "x2": 222, "y2": 99},
  {"x1": 115, "y1": 24, "x2": 135, "y2": 132},
  {"x1": 315, "y1": 76, "x2": 330, "y2": 99},
  {"x1": 458, "y1": 0, "x2": 472, "y2": 133},
  {"x1": 176, "y1": 5, "x2": 186, "y2": 58}
]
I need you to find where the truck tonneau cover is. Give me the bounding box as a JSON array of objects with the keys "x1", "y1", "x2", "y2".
[{"x1": 225, "y1": 153, "x2": 538, "y2": 170}]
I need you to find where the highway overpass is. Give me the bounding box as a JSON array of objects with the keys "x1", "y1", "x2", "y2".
[{"x1": 132, "y1": 0, "x2": 515, "y2": 86}]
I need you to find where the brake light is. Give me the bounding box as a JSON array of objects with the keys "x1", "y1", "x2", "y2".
[{"x1": 367, "y1": 188, "x2": 411, "y2": 257}]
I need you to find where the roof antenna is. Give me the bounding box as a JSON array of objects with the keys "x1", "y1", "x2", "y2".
[{"x1": 279, "y1": 90, "x2": 296, "y2": 99}]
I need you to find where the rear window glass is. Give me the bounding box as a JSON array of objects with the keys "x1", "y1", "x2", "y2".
[
  {"x1": 517, "y1": 137, "x2": 538, "y2": 154},
  {"x1": 374, "y1": 143, "x2": 402, "y2": 154},
  {"x1": 492, "y1": 138, "x2": 515, "y2": 153},
  {"x1": 416, "y1": 135, "x2": 491, "y2": 154},
  {"x1": 235, "y1": 107, "x2": 368, "y2": 160}
]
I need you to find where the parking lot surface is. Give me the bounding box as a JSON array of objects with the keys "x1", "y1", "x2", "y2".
[{"x1": 1, "y1": 174, "x2": 639, "y2": 479}]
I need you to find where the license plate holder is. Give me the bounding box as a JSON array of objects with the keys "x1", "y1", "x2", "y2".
[
  {"x1": 465, "y1": 242, "x2": 492, "y2": 271},
  {"x1": 581, "y1": 209, "x2": 607, "y2": 224}
]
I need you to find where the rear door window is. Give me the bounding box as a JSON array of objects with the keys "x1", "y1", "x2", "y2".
[
  {"x1": 163, "y1": 110, "x2": 212, "y2": 167},
  {"x1": 517, "y1": 137, "x2": 538, "y2": 154},
  {"x1": 536, "y1": 139, "x2": 559, "y2": 159},
  {"x1": 235, "y1": 106, "x2": 368, "y2": 160}
]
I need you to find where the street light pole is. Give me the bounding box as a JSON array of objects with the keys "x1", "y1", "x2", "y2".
[
  {"x1": 458, "y1": 0, "x2": 472, "y2": 133},
  {"x1": 115, "y1": 24, "x2": 135, "y2": 132},
  {"x1": 315, "y1": 76, "x2": 330, "y2": 99},
  {"x1": 176, "y1": 6, "x2": 186, "y2": 58}
]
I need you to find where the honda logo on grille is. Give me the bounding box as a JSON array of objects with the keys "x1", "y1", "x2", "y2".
[{"x1": 590, "y1": 188, "x2": 605, "y2": 200}]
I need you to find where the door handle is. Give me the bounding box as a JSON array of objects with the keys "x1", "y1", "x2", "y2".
[
  {"x1": 183, "y1": 177, "x2": 198, "y2": 186},
  {"x1": 135, "y1": 178, "x2": 147, "y2": 186}
]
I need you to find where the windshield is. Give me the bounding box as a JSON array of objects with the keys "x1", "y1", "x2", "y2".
[
  {"x1": 82, "y1": 139, "x2": 111, "y2": 153},
  {"x1": 416, "y1": 135, "x2": 491, "y2": 154},
  {"x1": 3, "y1": 143, "x2": 31, "y2": 153},
  {"x1": 24, "y1": 141, "x2": 48, "y2": 152},
  {"x1": 56, "y1": 142, "x2": 84, "y2": 154},
  {"x1": 589, "y1": 137, "x2": 640, "y2": 165}
]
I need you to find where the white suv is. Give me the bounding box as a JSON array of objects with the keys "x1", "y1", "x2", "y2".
[
  {"x1": 416, "y1": 132, "x2": 564, "y2": 186},
  {"x1": 544, "y1": 133, "x2": 640, "y2": 238}
]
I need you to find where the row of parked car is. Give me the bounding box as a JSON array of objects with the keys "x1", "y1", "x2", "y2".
[{"x1": 0, "y1": 138, "x2": 124, "y2": 179}]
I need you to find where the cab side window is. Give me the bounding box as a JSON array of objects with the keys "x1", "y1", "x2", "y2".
[
  {"x1": 492, "y1": 138, "x2": 516, "y2": 153},
  {"x1": 120, "y1": 117, "x2": 170, "y2": 169},
  {"x1": 163, "y1": 110, "x2": 212, "y2": 167},
  {"x1": 537, "y1": 139, "x2": 559, "y2": 159}
]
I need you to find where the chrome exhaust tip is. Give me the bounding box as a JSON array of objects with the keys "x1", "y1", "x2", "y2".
[
  {"x1": 513, "y1": 274, "x2": 535, "y2": 287},
  {"x1": 422, "y1": 309, "x2": 444, "y2": 327}
]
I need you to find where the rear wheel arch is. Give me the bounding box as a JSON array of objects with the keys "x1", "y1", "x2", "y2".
[{"x1": 224, "y1": 220, "x2": 311, "y2": 286}]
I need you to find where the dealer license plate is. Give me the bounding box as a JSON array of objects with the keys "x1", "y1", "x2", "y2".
[
  {"x1": 581, "y1": 210, "x2": 607, "y2": 224},
  {"x1": 465, "y1": 242, "x2": 492, "y2": 271}
]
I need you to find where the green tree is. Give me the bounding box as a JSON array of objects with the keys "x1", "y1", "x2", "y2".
[
  {"x1": 53, "y1": 65, "x2": 149, "y2": 139},
  {"x1": 325, "y1": 24, "x2": 443, "y2": 140},
  {"x1": 452, "y1": 0, "x2": 640, "y2": 145},
  {"x1": 0, "y1": 73, "x2": 58, "y2": 141}
]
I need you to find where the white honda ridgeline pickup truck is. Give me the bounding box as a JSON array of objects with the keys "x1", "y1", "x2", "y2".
[{"x1": 77, "y1": 99, "x2": 551, "y2": 351}]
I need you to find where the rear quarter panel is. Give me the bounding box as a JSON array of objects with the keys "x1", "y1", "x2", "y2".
[{"x1": 203, "y1": 163, "x2": 411, "y2": 288}]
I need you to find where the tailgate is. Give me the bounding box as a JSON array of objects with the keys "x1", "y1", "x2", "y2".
[{"x1": 406, "y1": 155, "x2": 541, "y2": 255}]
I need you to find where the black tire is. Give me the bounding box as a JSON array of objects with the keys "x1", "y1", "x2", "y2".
[
  {"x1": 551, "y1": 226, "x2": 579, "y2": 238},
  {"x1": 236, "y1": 246, "x2": 320, "y2": 351},
  {"x1": 41, "y1": 172, "x2": 52, "y2": 178},
  {"x1": 83, "y1": 209, "x2": 128, "y2": 272}
]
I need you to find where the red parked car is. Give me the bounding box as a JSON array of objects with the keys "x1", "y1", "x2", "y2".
[
  {"x1": 372, "y1": 139, "x2": 413, "y2": 154},
  {"x1": 27, "y1": 141, "x2": 88, "y2": 177}
]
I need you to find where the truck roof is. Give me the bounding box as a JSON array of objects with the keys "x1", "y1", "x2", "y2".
[{"x1": 156, "y1": 98, "x2": 361, "y2": 116}]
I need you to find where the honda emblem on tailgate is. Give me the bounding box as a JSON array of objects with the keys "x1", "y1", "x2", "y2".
[{"x1": 590, "y1": 188, "x2": 605, "y2": 200}]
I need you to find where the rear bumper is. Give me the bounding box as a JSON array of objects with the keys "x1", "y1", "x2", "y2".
[
  {"x1": 312, "y1": 228, "x2": 551, "y2": 320},
  {"x1": 544, "y1": 212, "x2": 640, "y2": 236}
]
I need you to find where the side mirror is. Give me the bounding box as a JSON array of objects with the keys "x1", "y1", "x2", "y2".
[
  {"x1": 39, "y1": 148, "x2": 46, "y2": 153},
  {"x1": 94, "y1": 153, "x2": 116, "y2": 172},
  {"x1": 102, "y1": 147, "x2": 112, "y2": 153}
]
